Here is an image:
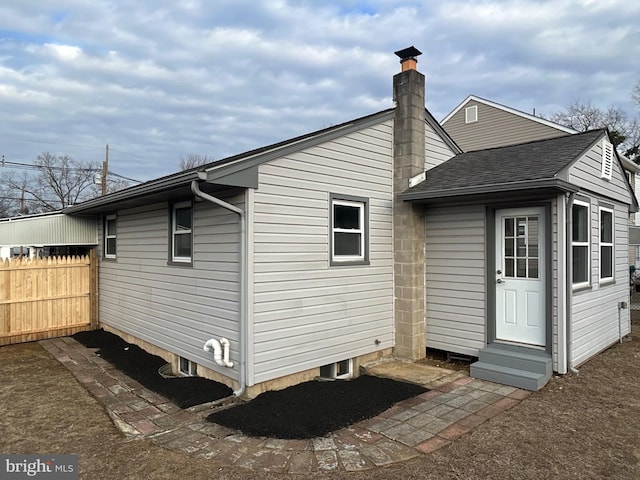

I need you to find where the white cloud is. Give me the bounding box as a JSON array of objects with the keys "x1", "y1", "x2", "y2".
[{"x1": 0, "y1": 0, "x2": 638, "y2": 181}]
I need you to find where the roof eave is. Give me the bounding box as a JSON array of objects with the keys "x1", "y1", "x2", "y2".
[
  {"x1": 64, "y1": 170, "x2": 200, "y2": 214},
  {"x1": 400, "y1": 178, "x2": 578, "y2": 203}
]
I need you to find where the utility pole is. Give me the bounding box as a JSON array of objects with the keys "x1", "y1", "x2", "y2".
[
  {"x1": 101, "y1": 144, "x2": 109, "y2": 195},
  {"x1": 20, "y1": 183, "x2": 25, "y2": 214}
]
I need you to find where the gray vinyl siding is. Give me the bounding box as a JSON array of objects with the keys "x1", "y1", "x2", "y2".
[
  {"x1": 443, "y1": 100, "x2": 569, "y2": 152},
  {"x1": 425, "y1": 121, "x2": 456, "y2": 170},
  {"x1": 565, "y1": 138, "x2": 633, "y2": 366},
  {"x1": 97, "y1": 195, "x2": 243, "y2": 379},
  {"x1": 571, "y1": 199, "x2": 630, "y2": 366},
  {"x1": 567, "y1": 140, "x2": 631, "y2": 204},
  {"x1": 425, "y1": 205, "x2": 486, "y2": 356},
  {"x1": 251, "y1": 120, "x2": 394, "y2": 384}
]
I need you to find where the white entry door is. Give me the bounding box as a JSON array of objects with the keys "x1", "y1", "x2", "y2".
[{"x1": 495, "y1": 207, "x2": 546, "y2": 346}]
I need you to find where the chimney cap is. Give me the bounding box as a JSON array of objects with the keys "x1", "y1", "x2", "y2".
[{"x1": 394, "y1": 46, "x2": 422, "y2": 63}]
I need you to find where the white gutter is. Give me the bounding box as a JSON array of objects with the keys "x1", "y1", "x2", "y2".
[{"x1": 191, "y1": 180, "x2": 247, "y2": 397}]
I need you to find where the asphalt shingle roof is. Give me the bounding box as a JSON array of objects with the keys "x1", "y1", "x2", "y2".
[{"x1": 401, "y1": 129, "x2": 606, "y2": 201}]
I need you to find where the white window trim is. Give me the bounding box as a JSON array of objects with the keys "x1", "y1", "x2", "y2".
[
  {"x1": 465, "y1": 105, "x2": 478, "y2": 124},
  {"x1": 572, "y1": 200, "x2": 590, "y2": 289},
  {"x1": 104, "y1": 214, "x2": 117, "y2": 259},
  {"x1": 331, "y1": 198, "x2": 366, "y2": 264},
  {"x1": 172, "y1": 201, "x2": 193, "y2": 263},
  {"x1": 599, "y1": 206, "x2": 614, "y2": 283}
]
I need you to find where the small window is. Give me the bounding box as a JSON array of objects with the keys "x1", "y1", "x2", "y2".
[
  {"x1": 572, "y1": 201, "x2": 590, "y2": 286},
  {"x1": 330, "y1": 195, "x2": 368, "y2": 265},
  {"x1": 171, "y1": 202, "x2": 193, "y2": 263},
  {"x1": 601, "y1": 139, "x2": 614, "y2": 180},
  {"x1": 599, "y1": 207, "x2": 614, "y2": 282},
  {"x1": 104, "y1": 214, "x2": 117, "y2": 259},
  {"x1": 179, "y1": 357, "x2": 197, "y2": 376},
  {"x1": 465, "y1": 105, "x2": 478, "y2": 124},
  {"x1": 319, "y1": 359, "x2": 352, "y2": 380}
]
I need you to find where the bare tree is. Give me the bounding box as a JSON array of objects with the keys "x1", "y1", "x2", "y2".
[
  {"x1": 4, "y1": 153, "x2": 100, "y2": 213},
  {"x1": 633, "y1": 80, "x2": 640, "y2": 109},
  {"x1": 0, "y1": 184, "x2": 20, "y2": 217},
  {"x1": 178, "y1": 154, "x2": 214, "y2": 171},
  {"x1": 547, "y1": 99, "x2": 640, "y2": 162}
]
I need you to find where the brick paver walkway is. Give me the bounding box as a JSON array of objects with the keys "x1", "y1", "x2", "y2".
[{"x1": 40, "y1": 336, "x2": 531, "y2": 473}]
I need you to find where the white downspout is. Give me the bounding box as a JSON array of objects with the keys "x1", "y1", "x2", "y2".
[
  {"x1": 191, "y1": 180, "x2": 247, "y2": 397},
  {"x1": 566, "y1": 192, "x2": 578, "y2": 374},
  {"x1": 557, "y1": 194, "x2": 568, "y2": 375}
]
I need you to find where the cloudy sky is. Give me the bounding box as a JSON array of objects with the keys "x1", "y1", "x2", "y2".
[{"x1": 1, "y1": 0, "x2": 639, "y2": 183}]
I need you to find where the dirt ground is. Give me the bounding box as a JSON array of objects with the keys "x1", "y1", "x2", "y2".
[{"x1": 1, "y1": 313, "x2": 639, "y2": 479}]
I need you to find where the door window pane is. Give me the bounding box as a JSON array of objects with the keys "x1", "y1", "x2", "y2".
[
  {"x1": 505, "y1": 238, "x2": 514, "y2": 257},
  {"x1": 528, "y1": 259, "x2": 539, "y2": 279},
  {"x1": 517, "y1": 259, "x2": 527, "y2": 277},
  {"x1": 505, "y1": 218, "x2": 514, "y2": 237},
  {"x1": 505, "y1": 258, "x2": 514, "y2": 277}
]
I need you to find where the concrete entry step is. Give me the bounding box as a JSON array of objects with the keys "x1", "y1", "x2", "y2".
[{"x1": 470, "y1": 344, "x2": 552, "y2": 391}]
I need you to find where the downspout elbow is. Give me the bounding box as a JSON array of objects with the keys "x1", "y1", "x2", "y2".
[{"x1": 203, "y1": 338, "x2": 234, "y2": 368}]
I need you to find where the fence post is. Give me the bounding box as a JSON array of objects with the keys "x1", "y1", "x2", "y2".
[{"x1": 89, "y1": 248, "x2": 99, "y2": 329}]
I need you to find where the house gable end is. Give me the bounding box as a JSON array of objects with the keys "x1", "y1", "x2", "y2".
[
  {"x1": 442, "y1": 95, "x2": 574, "y2": 152},
  {"x1": 566, "y1": 131, "x2": 637, "y2": 209}
]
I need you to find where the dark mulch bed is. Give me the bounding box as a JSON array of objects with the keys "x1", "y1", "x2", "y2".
[
  {"x1": 73, "y1": 329, "x2": 232, "y2": 409},
  {"x1": 208, "y1": 375, "x2": 427, "y2": 439}
]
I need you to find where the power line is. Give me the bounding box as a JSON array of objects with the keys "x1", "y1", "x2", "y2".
[
  {"x1": 6, "y1": 136, "x2": 111, "y2": 151},
  {"x1": 0, "y1": 159, "x2": 142, "y2": 183}
]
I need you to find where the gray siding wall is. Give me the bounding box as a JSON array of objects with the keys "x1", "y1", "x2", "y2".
[
  {"x1": 568, "y1": 140, "x2": 631, "y2": 204},
  {"x1": 443, "y1": 101, "x2": 568, "y2": 152},
  {"x1": 251, "y1": 120, "x2": 394, "y2": 384},
  {"x1": 571, "y1": 198, "x2": 630, "y2": 366},
  {"x1": 425, "y1": 121, "x2": 456, "y2": 170},
  {"x1": 97, "y1": 194, "x2": 243, "y2": 379},
  {"x1": 568, "y1": 137, "x2": 632, "y2": 364},
  {"x1": 425, "y1": 205, "x2": 486, "y2": 356}
]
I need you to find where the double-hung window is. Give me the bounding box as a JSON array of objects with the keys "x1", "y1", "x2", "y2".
[
  {"x1": 572, "y1": 200, "x2": 589, "y2": 286},
  {"x1": 330, "y1": 194, "x2": 368, "y2": 265},
  {"x1": 171, "y1": 202, "x2": 193, "y2": 264},
  {"x1": 599, "y1": 207, "x2": 614, "y2": 282},
  {"x1": 104, "y1": 214, "x2": 117, "y2": 259}
]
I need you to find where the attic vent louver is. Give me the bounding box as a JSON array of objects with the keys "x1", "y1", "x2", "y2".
[
  {"x1": 601, "y1": 139, "x2": 614, "y2": 180},
  {"x1": 465, "y1": 105, "x2": 478, "y2": 124}
]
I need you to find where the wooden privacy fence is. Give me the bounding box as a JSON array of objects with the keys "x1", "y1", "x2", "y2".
[{"x1": 0, "y1": 252, "x2": 98, "y2": 346}]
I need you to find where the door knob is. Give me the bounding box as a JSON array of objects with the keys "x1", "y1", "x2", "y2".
[{"x1": 497, "y1": 279, "x2": 505, "y2": 284}]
